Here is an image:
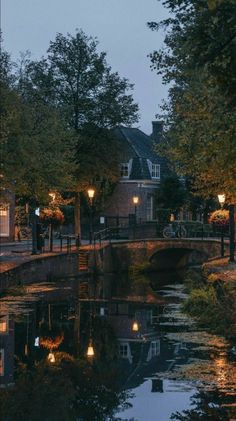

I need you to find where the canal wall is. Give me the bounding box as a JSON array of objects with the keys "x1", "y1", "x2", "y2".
[{"x1": 0, "y1": 252, "x2": 79, "y2": 292}]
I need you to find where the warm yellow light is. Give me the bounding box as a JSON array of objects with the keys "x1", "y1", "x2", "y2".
[
  {"x1": 170, "y1": 213, "x2": 175, "y2": 222},
  {"x1": 0, "y1": 319, "x2": 7, "y2": 332},
  {"x1": 133, "y1": 196, "x2": 139, "y2": 205},
  {"x1": 132, "y1": 321, "x2": 139, "y2": 332},
  {"x1": 87, "y1": 188, "x2": 95, "y2": 200},
  {"x1": 86, "y1": 343, "x2": 95, "y2": 357},
  {"x1": 217, "y1": 194, "x2": 226, "y2": 207},
  {"x1": 48, "y1": 352, "x2": 56, "y2": 363}
]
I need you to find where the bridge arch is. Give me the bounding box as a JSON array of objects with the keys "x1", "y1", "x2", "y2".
[{"x1": 149, "y1": 247, "x2": 209, "y2": 270}]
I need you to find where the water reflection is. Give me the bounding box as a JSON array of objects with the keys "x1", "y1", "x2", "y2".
[{"x1": 0, "y1": 270, "x2": 236, "y2": 420}]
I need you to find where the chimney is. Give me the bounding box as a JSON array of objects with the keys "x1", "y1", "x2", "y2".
[{"x1": 151, "y1": 121, "x2": 164, "y2": 142}]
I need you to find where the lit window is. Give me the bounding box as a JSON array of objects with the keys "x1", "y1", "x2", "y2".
[
  {"x1": 151, "y1": 164, "x2": 160, "y2": 179},
  {"x1": 120, "y1": 163, "x2": 129, "y2": 178},
  {"x1": 0, "y1": 204, "x2": 10, "y2": 237},
  {"x1": 0, "y1": 316, "x2": 8, "y2": 333},
  {"x1": 119, "y1": 343, "x2": 128, "y2": 358},
  {"x1": 0, "y1": 349, "x2": 4, "y2": 376}
]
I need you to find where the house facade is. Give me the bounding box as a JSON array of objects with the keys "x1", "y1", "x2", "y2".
[
  {"x1": 104, "y1": 122, "x2": 169, "y2": 222},
  {"x1": 0, "y1": 190, "x2": 15, "y2": 242}
]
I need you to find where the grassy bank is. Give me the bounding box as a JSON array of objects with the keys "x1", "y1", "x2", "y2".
[{"x1": 182, "y1": 268, "x2": 236, "y2": 339}]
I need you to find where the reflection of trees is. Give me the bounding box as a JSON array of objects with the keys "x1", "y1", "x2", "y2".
[
  {"x1": 170, "y1": 389, "x2": 230, "y2": 420},
  {"x1": 0, "y1": 353, "x2": 130, "y2": 421}
]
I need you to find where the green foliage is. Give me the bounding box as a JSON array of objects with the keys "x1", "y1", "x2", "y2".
[
  {"x1": 129, "y1": 264, "x2": 152, "y2": 295},
  {"x1": 182, "y1": 280, "x2": 236, "y2": 335},
  {"x1": 155, "y1": 176, "x2": 187, "y2": 214},
  {"x1": 1, "y1": 30, "x2": 139, "y2": 212},
  {"x1": 0, "y1": 49, "x2": 77, "y2": 204},
  {"x1": 0, "y1": 355, "x2": 130, "y2": 421},
  {"x1": 24, "y1": 30, "x2": 138, "y2": 195},
  {"x1": 171, "y1": 389, "x2": 229, "y2": 420},
  {"x1": 149, "y1": 0, "x2": 236, "y2": 202}
]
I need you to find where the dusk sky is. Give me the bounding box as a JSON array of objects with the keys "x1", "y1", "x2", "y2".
[{"x1": 2, "y1": 0, "x2": 169, "y2": 134}]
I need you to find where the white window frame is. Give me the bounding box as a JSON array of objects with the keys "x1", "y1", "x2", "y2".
[
  {"x1": 119, "y1": 343, "x2": 129, "y2": 358},
  {"x1": 147, "y1": 340, "x2": 160, "y2": 361},
  {"x1": 120, "y1": 161, "x2": 130, "y2": 178},
  {"x1": 0, "y1": 349, "x2": 4, "y2": 376},
  {"x1": 118, "y1": 342, "x2": 133, "y2": 363},
  {"x1": 0, "y1": 203, "x2": 10, "y2": 237},
  {"x1": 151, "y1": 163, "x2": 160, "y2": 179}
]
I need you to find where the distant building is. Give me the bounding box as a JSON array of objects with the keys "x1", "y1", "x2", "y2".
[
  {"x1": 0, "y1": 190, "x2": 15, "y2": 242},
  {"x1": 104, "y1": 122, "x2": 169, "y2": 222}
]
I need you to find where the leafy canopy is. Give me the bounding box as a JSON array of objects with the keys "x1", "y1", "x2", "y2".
[{"x1": 148, "y1": 0, "x2": 236, "y2": 202}]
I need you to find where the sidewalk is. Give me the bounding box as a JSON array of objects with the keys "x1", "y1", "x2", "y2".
[{"x1": 0, "y1": 239, "x2": 89, "y2": 274}]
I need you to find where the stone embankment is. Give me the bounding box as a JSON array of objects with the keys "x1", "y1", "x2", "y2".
[{"x1": 0, "y1": 251, "x2": 80, "y2": 292}]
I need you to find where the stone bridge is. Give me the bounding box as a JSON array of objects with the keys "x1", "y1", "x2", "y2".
[{"x1": 100, "y1": 238, "x2": 227, "y2": 271}]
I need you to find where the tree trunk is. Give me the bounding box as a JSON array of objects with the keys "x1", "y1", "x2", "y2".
[{"x1": 74, "y1": 192, "x2": 81, "y2": 238}]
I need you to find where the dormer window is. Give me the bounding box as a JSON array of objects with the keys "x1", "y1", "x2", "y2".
[
  {"x1": 151, "y1": 163, "x2": 160, "y2": 179},
  {"x1": 120, "y1": 162, "x2": 129, "y2": 178}
]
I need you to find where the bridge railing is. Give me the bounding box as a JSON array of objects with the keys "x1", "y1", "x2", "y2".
[{"x1": 93, "y1": 222, "x2": 229, "y2": 243}]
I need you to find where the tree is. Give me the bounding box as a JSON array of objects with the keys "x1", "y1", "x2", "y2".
[
  {"x1": 0, "y1": 355, "x2": 130, "y2": 421},
  {"x1": 148, "y1": 0, "x2": 236, "y2": 202},
  {"x1": 156, "y1": 176, "x2": 186, "y2": 214},
  {"x1": 24, "y1": 30, "x2": 139, "y2": 235},
  {"x1": 0, "y1": 50, "x2": 77, "y2": 205}
]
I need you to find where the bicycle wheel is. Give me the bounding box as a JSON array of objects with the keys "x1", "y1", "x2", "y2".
[
  {"x1": 177, "y1": 225, "x2": 187, "y2": 238},
  {"x1": 163, "y1": 226, "x2": 173, "y2": 238}
]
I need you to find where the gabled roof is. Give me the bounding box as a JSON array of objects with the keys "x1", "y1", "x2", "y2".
[
  {"x1": 113, "y1": 126, "x2": 159, "y2": 161},
  {"x1": 113, "y1": 126, "x2": 169, "y2": 180}
]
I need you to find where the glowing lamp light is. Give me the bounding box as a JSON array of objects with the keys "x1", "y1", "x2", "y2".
[
  {"x1": 132, "y1": 321, "x2": 139, "y2": 332},
  {"x1": 48, "y1": 352, "x2": 56, "y2": 363},
  {"x1": 217, "y1": 194, "x2": 226, "y2": 208},
  {"x1": 170, "y1": 213, "x2": 175, "y2": 222},
  {"x1": 86, "y1": 342, "x2": 95, "y2": 357},
  {"x1": 132, "y1": 196, "x2": 139, "y2": 205},
  {"x1": 87, "y1": 188, "x2": 95, "y2": 200}
]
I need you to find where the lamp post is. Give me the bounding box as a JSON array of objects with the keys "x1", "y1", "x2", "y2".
[
  {"x1": 87, "y1": 188, "x2": 95, "y2": 245},
  {"x1": 132, "y1": 196, "x2": 139, "y2": 240},
  {"x1": 217, "y1": 194, "x2": 225, "y2": 258},
  {"x1": 217, "y1": 194, "x2": 235, "y2": 262},
  {"x1": 229, "y1": 204, "x2": 235, "y2": 262},
  {"x1": 132, "y1": 196, "x2": 139, "y2": 224}
]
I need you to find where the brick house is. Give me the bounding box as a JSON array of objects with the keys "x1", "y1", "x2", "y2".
[
  {"x1": 104, "y1": 122, "x2": 169, "y2": 222},
  {"x1": 0, "y1": 190, "x2": 15, "y2": 242}
]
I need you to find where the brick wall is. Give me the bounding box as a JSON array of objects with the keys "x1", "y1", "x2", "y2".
[{"x1": 104, "y1": 182, "x2": 158, "y2": 221}]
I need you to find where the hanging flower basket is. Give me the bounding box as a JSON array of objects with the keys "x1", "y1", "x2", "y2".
[
  {"x1": 209, "y1": 209, "x2": 229, "y2": 227},
  {"x1": 40, "y1": 207, "x2": 65, "y2": 226},
  {"x1": 39, "y1": 323, "x2": 64, "y2": 350}
]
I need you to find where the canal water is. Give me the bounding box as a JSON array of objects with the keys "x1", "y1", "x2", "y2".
[{"x1": 0, "y1": 269, "x2": 236, "y2": 420}]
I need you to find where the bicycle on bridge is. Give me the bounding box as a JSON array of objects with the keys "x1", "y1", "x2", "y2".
[{"x1": 162, "y1": 222, "x2": 187, "y2": 239}]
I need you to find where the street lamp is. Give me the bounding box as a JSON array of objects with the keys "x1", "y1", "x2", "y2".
[
  {"x1": 87, "y1": 188, "x2": 95, "y2": 245},
  {"x1": 217, "y1": 194, "x2": 226, "y2": 208},
  {"x1": 132, "y1": 321, "x2": 139, "y2": 332},
  {"x1": 170, "y1": 213, "x2": 175, "y2": 222},
  {"x1": 132, "y1": 196, "x2": 139, "y2": 223},
  {"x1": 86, "y1": 340, "x2": 95, "y2": 358},
  {"x1": 217, "y1": 194, "x2": 235, "y2": 262}
]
